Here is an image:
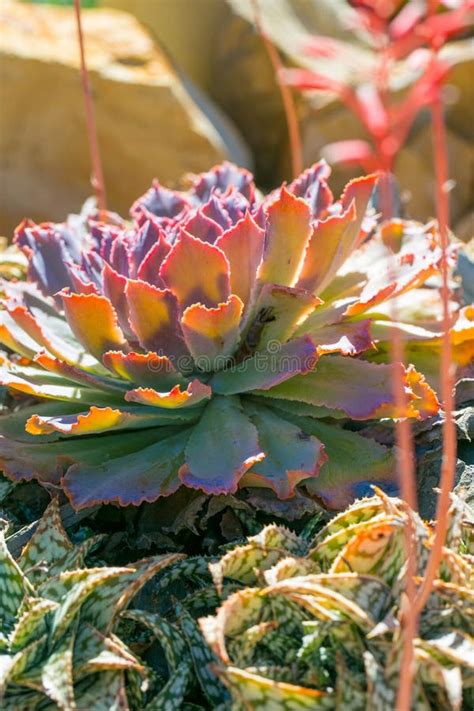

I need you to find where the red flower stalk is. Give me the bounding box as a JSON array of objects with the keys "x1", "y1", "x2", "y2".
[{"x1": 73, "y1": 0, "x2": 107, "y2": 213}]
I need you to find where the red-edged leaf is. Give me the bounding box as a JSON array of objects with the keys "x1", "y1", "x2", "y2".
[
  {"x1": 0, "y1": 367, "x2": 112, "y2": 404},
  {"x1": 103, "y1": 351, "x2": 187, "y2": 389},
  {"x1": 296, "y1": 174, "x2": 377, "y2": 295},
  {"x1": 257, "y1": 187, "x2": 311, "y2": 287},
  {"x1": 125, "y1": 280, "x2": 188, "y2": 359},
  {"x1": 63, "y1": 430, "x2": 190, "y2": 508},
  {"x1": 181, "y1": 295, "x2": 243, "y2": 370},
  {"x1": 135, "y1": 236, "x2": 171, "y2": 287},
  {"x1": 241, "y1": 402, "x2": 326, "y2": 499},
  {"x1": 191, "y1": 161, "x2": 255, "y2": 203},
  {"x1": 34, "y1": 351, "x2": 126, "y2": 392},
  {"x1": 215, "y1": 213, "x2": 264, "y2": 308},
  {"x1": 0, "y1": 422, "x2": 162, "y2": 485},
  {"x1": 307, "y1": 319, "x2": 374, "y2": 356},
  {"x1": 60, "y1": 292, "x2": 128, "y2": 361},
  {"x1": 159, "y1": 231, "x2": 230, "y2": 309},
  {"x1": 282, "y1": 416, "x2": 395, "y2": 510},
  {"x1": 130, "y1": 180, "x2": 189, "y2": 221},
  {"x1": 344, "y1": 243, "x2": 443, "y2": 317},
  {"x1": 125, "y1": 379, "x2": 211, "y2": 409},
  {"x1": 184, "y1": 209, "x2": 223, "y2": 243},
  {"x1": 179, "y1": 396, "x2": 264, "y2": 494},
  {"x1": 25, "y1": 405, "x2": 182, "y2": 437},
  {"x1": 102, "y1": 263, "x2": 134, "y2": 340},
  {"x1": 211, "y1": 336, "x2": 318, "y2": 395},
  {"x1": 0, "y1": 310, "x2": 41, "y2": 359},
  {"x1": 25, "y1": 406, "x2": 131, "y2": 436},
  {"x1": 287, "y1": 160, "x2": 333, "y2": 218},
  {"x1": 6, "y1": 303, "x2": 100, "y2": 370},
  {"x1": 257, "y1": 355, "x2": 439, "y2": 420},
  {"x1": 244, "y1": 284, "x2": 320, "y2": 351}
]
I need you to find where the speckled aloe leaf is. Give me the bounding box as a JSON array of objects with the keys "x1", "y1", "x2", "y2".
[
  {"x1": 123, "y1": 610, "x2": 187, "y2": 672},
  {"x1": 0, "y1": 635, "x2": 46, "y2": 699},
  {"x1": 41, "y1": 567, "x2": 132, "y2": 642},
  {"x1": 265, "y1": 574, "x2": 390, "y2": 631},
  {"x1": 40, "y1": 633, "x2": 75, "y2": 711},
  {"x1": 144, "y1": 660, "x2": 192, "y2": 711},
  {"x1": 179, "y1": 606, "x2": 230, "y2": 707},
  {"x1": 241, "y1": 402, "x2": 326, "y2": 499},
  {"x1": 0, "y1": 474, "x2": 13, "y2": 502},
  {"x1": 18, "y1": 498, "x2": 72, "y2": 584},
  {"x1": 80, "y1": 554, "x2": 185, "y2": 634},
  {"x1": 219, "y1": 666, "x2": 334, "y2": 710},
  {"x1": 9, "y1": 598, "x2": 58, "y2": 651},
  {"x1": 419, "y1": 631, "x2": 474, "y2": 670},
  {"x1": 363, "y1": 649, "x2": 397, "y2": 711},
  {"x1": 0, "y1": 527, "x2": 31, "y2": 632},
  {"x1": 73, "y1": 624, "x2": 144, "y2": 677},
  {"x1": 73, "y1": 670, "x2": 128, "y2": 711},
  {"x1": 209, "y1": 524, "x2": 305, "y2": 591},
  {"x1": 179, "y1": 396, "x2": 263, "y2": 494},
  {"x1": 416, "y1": 646, "x2": 463, "y2": 711}
]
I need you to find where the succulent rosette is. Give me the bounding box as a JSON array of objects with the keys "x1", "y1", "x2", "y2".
[
  {"x1": 0, "y1": 161, "x2": 469, "y2": 511},
  {"x1": 198, "y1": 490, "x2": 474, "y2": 709}
]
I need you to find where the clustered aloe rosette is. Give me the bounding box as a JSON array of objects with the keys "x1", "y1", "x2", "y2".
[
  {"x1": 0, "y1": 498, "x2": 193, "y2": 710},
  {"x1": 0, "y1": 161, "x2": 471, "y2": 510},
  {"x1": 192, "y1": 489, "x2": 474, "y2": 710}
]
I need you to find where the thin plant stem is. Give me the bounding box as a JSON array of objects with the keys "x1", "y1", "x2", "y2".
[
  {"x1": 73, "y1": 0, "x2": 107, "y2": 213},
  {"x1": 381, "y1": 171, "x2": 418, "y2": 711},
  {"x1": 415, "y1": 87, "x2": 456, "y2": 615},
  {"x1": 375, "y1": 43, "x2": 418, "y2": 711},
  {"x1": 251, "y1": 0, "x2": 303, "y2": 179}
]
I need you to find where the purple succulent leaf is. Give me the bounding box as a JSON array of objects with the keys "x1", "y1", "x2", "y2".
[
  {"x1": 211, "y1": 336, "x2": 318, "y2": 395},
  {"x1": 63, "y1": 429, "x2": 190, "y2": 508},
  {"x1": 287, "y1": 160, "x2": 334, "y2": 218},
  {"x1": 201, "y1": 194, "x2": 233, "y2": 229},
  {"x1": 184, "y1": 208, "x2": 224, "y2": 244},
  {"x1": 14, "y1": 221, "x2": 77, "y2": 297},
  {"x1": 190, "y1": 162, "x2": 255, "y2": 204},
  {"x1": 130, "y1": 180, "x2": 190, "y2": 222}
]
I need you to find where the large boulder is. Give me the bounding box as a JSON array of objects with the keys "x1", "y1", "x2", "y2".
[
  {"x1": 0, "y1": 1, "x2": 250, "y2": 237},
  {"x1": 101, "y1": 0, "x2": 473, "y2": 230}
]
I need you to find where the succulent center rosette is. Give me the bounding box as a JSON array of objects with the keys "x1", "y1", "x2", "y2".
[{"x1": 0, "y1": 161, "x2": 469, "y2": 511}]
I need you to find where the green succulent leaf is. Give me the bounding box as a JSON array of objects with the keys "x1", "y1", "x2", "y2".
[
  {"x1": 180, "y1": 396, "x2": 263, "y2": 494},
  {"x1": 179, "y1": 606, "x2": 230, "y2": 707}
]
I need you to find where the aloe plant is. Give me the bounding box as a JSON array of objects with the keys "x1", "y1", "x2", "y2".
[
  {"x1": 194, "y1": 489, "x2": 474, "y2": 710},
  {"x1": 0, "y1": 161, "x2": 470, "y2": 511},
  {"x1": 0, "y1": 497, "x2": 202, "y2": 709}
]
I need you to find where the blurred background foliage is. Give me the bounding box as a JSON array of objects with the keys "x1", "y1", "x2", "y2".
[{"x1": 2, "y1": 0, "x2": 472, "y2": 239}]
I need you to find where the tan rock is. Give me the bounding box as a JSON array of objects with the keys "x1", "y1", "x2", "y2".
[
  {"x1": 0, "y1": 1, "x2": 250, "y2": 237},
  {"x1": 99, "y1": 0, "x2": 228, "y2": 93},
  {"x1": 396, "y1": 121, "x2": 473, "y2": 225}
]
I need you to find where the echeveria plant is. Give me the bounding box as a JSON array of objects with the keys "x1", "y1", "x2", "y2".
[{"x1": 0, "y1": 161, "x2": 467, "y2": 510}]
